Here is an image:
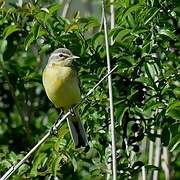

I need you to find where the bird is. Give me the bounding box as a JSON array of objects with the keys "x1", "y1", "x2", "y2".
[{"x1": 42, "y1": 48, "x2": 88, "y2": 148}]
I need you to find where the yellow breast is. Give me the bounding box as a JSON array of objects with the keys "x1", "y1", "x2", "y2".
[{"x1": 42, "y1": 65, "x2": 81, "y2": 109}]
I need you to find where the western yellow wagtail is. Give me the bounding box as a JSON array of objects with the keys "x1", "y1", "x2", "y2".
[{"x1": 43, "y1": 48, "x2": 88, "y2": 148}]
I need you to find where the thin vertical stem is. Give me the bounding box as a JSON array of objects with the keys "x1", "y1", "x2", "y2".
[
  {"x1": 138, "y1": 137, "x2": 147, "y2": 180},
  {"x1": 162, "y1": 147, "x2": 171, "y2": 180},
  {"x1": 110, "y1": 0, "x2": 115, "y2": 44},
  {"x1": 142, "y1": 166, "x2": 146, "y2": 180},
  {"x1": 61, "y1": 0, "x2": 72, "y2": 18},
  {"x1": 107, "y1": 1, "x2": 115, "y2": 179},
  {"x1": 102, "y1": 0, "x2": 117, "y2": 179},
  {"x1": 152, "y1": 129, "x2": 162, "y2": 180},
  {"x1": 148, "y1": 141, "x2": 154, "y2": 165},
  {"x1": 148, "y1": 126, "x2": 154, "y2": 179}
]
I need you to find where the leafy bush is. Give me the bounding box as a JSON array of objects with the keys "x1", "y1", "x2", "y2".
[{"x1": 0, "y1": 0, "x2": 179, "y2": 179}]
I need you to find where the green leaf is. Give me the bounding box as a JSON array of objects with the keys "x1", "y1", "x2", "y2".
[
  {"x1": 65, "y1": 22, "x2": 79, "y2": 32},
  {"x1": 71, "y1": 156, "x2": 77, "y2": 171},
  {"x1": 48, "y1": 3, "x2": 61, "y2": 14},
  {"x1": 144, "y1": 62, "x2": 157, "y2": 90},
  {"x1": 91, "y1": 32, "x2": 104, "y2": 49},
  {"x1": 40, "y1": 44, "x2": 51, "y2": 54},
  {"x1": 127, "y1": 13, "x2": 136, "y2": 27},
  {"x1": 173, "y1": 87, "x2": 180, "y2": 98},
  {"x1": 123, "y1": 4, "x2": 142, "y2": 19},
  {"x1": 115, "y1": 103, "x2": 128, "y2": 125},
  {"x1": 170, "y1": 122, "x2": 180, "y2": 136},
  {"x1": 38, "y1": 138, "x2": 57, "y2": 152},
  {"x1": 167, "y1": 101, "x2": 180, "y2": 120},
  {"x1": 161, "y1": 126, "x2": 171, "y2": 146},
  {"x1": 79, "y1": 17, "x2": 100, "y2": 29},
  {"x1": 117, "y1": 58, "x2": 132, "y2": 69},
  {"x1": 24, "y1": 33, "x2": 34, "y2": 51},
  {"x1": 0, "y1": 160, "x2": 11, "y2": 170},
  {"x1": 32, "y1": 22, "x2": 41, "y2": 40},
  {"x1": 110, "y1": 27, "x2": 132, "y2": 42},
  {"x1": 58, "y1": 126, "x2": 69, "y2": 140},
  {"x1": 115, "y1": 29, "x2": 132, "y2": 42},
  {"x1": 169, "y1": 134, "x2": 180, "y2": 152},
  {"x1": 144, "y1": 101, "x2": 164, "y2": 113},
  {"x1": 8, "y1": 151, "x2": 17, "y2": 163},
  {"x1": 30, "y1": 153, "x2": 47, "y2": 177},
  {"x1": 159, "y1": 29, "x2": 176, "y2": 40},
  {"x1": 109, "y1": 27, "x2": 122, "y2": 38},
  {"x1": 40, "y1": 7, "x2": 49, "y2": 14},
  {"x1": 0, "y1": 39, "x2": 7, "y2": 54},
  {"x1": 144, "y1": 8, "x2": 160, "y2": 25},
  {"x1": 17, "y1": 164, "x2": 30, "y2": 176},
  {"x1": 3, "y1": 25, "x2": 20, "y2": 39},
  {"x1": 31, "y1": 21, "x2": 46, "y2": 40},
  {"x1": 124, "y1": 0, "x2": 129, "y2": 7},
  {"x1": 51, "y1": 155, "x2": 62, "y2": 176}
]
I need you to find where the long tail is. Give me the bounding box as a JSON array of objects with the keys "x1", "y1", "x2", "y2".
[{"x1": 66, "y1": 109, "x2": 88, "y2": 148}]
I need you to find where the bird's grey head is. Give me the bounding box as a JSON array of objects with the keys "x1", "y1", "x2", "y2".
[{"x1": 48, "y1": 48, "x2": 79, "y2": 67}]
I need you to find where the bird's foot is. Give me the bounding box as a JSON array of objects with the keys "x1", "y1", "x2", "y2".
[
  {"x1": 50, "y1": 110, "x2": 64, "y2": 136},
  {"x1": 50, "y1": 125, "x2": 58, "y2": 136},
  {"x1": 69, "y1": 107, "x2": 76, "y2": 116}
]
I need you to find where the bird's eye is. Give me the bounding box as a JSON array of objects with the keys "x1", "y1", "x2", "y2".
[{"x1": 59, "y1": 54, "x2": 63, "y2": 57}]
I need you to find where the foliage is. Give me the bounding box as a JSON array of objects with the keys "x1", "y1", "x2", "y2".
[{"x1": 0, "y1": 0, "x2": 179, "y2": 179}]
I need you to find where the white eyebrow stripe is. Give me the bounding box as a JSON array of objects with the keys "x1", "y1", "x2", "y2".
[
  {"x1": 50, "y1": 53, "x2": 58, "y2": 58},
  {"x1": 50, "y1": 52, "x2": 70, "y2": 58}
]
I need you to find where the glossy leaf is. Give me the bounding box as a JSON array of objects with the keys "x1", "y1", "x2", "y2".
[
  {"x1": 51, "y1": 155, "x2": 62, "y2": 176},
  {"x1": 167, "y1": 101, "x2": 180, "y2": 120},
  {"x1": 159, "y1": 29, "x2": 176, "y2": 40},
  {"x1": 24, "y1": 32, "x2": 34, "y2": 51},
  {"x1": 3, "y1": 25, "x2": 20, "y2": 39},
  {"x1": 30, "y1": 153, "x2": 47, "y2": 177},
  {"x1": 161, "y1": 126, "x2": 171, "y2": 146}
]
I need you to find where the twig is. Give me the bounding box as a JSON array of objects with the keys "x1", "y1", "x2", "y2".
[
  {"x1": 0, "y1": 65, "x2": 118, "y2": 180},
  {"x1": 102, "y1": 0, "x2": 117, "y2": 180}
]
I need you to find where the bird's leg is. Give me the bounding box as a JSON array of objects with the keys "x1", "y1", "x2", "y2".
[
  {"x1": 69, "y1": 105, "x2": 76, "y2": 117},
  {"x1": 50, "y1": 109, "x2": 64, "y2": 136}
]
